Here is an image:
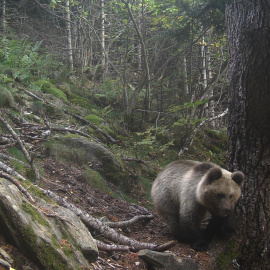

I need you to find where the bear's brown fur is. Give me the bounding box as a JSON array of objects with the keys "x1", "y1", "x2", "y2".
[{"x1": 151, "y1": 160, "x2": 245, "y2": 250}]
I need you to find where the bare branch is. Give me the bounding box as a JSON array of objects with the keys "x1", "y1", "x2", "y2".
[
  {"x1": 0, "y1": 112, "x2": 40, "y2": 183},
  {"x1": 104, "y1": 214, "x2": 153, "y2": 228},
  {"x1": 95, "y1": 240, "x2": 130, "y2": 252},
  {"x1": 0, "y1": 160, "x2": 26, "y2": 181}
]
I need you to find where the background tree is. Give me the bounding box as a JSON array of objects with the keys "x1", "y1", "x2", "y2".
[{"x1": 226, "y1": 0, "x2": 270, "y2": 268}]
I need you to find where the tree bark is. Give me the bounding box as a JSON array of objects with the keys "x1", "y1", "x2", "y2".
[
  {"x1": 226, "y1": 0, "x2": 270, "y2": 268},
  {"x1": 66, "y1": 0, "x2": 74, "y2": 70},
  {"x1": 2, "y1": 0, "x2": 6, "y2": 34}
]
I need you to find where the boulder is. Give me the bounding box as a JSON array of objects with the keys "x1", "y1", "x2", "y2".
[
  {"x1": 0, "y1": 178, "x2": 98, "y2": 269},
  {"x1": 57, "y1": 136, "x2": 127, "y2": 185},
  {"x1": 138, "y1": 249, "x2": 199, "y2": 270}
]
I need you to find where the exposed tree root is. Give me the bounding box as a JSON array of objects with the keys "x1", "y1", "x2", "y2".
[{"x1": 43, "y1": 189, "x2": 176, "y2": 252}]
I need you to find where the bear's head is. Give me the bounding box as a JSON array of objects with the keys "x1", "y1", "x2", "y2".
[{"x1": 196, "y1": 167, "x2": 245, "y2": 217}]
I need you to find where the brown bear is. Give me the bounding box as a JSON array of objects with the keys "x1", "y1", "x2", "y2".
[{"x1": 151, "y1": 160, "x2": 245, "y2": 250}]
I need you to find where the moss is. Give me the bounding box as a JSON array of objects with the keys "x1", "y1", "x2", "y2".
[
  {"x1": 85, "y1": 114, "x2": 103, "y2": 125},
  {"x1": 8, "y1": 147, "x2": 27, "y2": 162},
  {"x1": 138, "y1": 176, "x2": 153, "y2": 202},
  {"x1": 45, "y1": 141, "x2": 87, "y2": 166},
  {"x1": 22, "y1": 225, "x2": 75, "y2": 270},
  {"x1": 82, "y1": 168, "x2": 110, "y2": 192},
  {"x1": 33, "y1": 80, "x2": 68, "y2": 103},
  {"x1": 20, "y1": 180, "x2": 55, "y2": 204},
  {"x1": 0, "y1": 85, "x2": 14, "y2": 108},
  {"x1": 22, "y1": 202, "x2": 50, "y2": 227},
  {"x1": 215, "y1": 239, "x2": 239, "y2": 270}
]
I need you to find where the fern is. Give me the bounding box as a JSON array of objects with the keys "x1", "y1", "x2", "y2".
[{"x1": 0, "y1": 37, "x2": 62, "y2": 82}]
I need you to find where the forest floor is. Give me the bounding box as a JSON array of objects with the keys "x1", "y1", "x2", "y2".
[{"x1": 0, "y1": 149, "x2": 215, "y2": 270}]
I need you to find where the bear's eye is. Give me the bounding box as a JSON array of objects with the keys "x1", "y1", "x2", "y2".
[
  {"x1": 229, "y1": 194, "x2": 233, "y2": 199},
  {"x1": 217, "y1": 193, "x2": 225, "y2": 199}
]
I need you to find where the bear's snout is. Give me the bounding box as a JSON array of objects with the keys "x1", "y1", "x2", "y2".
[{"x1": 220, "y1": 207, "x2": 232, "y2": 217}]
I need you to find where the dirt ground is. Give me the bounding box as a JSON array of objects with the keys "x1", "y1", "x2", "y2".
[{"x1": 0, "y1": 154, "x2": 215, "y2": 270}]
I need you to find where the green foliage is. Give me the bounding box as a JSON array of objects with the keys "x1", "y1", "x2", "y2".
[
  {"x1": 94, "y1": 79, "x2": 122, "y2": 105},
  {"x1": 8, "y1": 147, "x2": 27, "y2": 162},
  {"x1": 134, "y1": 126, "x2": 175, "y2": 160},
  {"x1": 0, "y1": 37, "x2": 60, "y2": 82},
  {"x1": 33, "y1": 80, "x2": 68, "y2": 103},
  {"x1": 216, "y1": 240, "x2": 239, "y2": 270},
  {"x1": 85, "y1": 114, "x2": 103, "y2": 125}
]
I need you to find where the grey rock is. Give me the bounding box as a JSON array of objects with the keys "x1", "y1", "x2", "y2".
[
  {"x1": 57, "y1": 136, "x2": 127, "y2": 185},
  {"x1": 0, "y1": 178, "x2": 98, "y2": 269},
  {"x1": 138, "y1": 249, "x2": 199, "y2": 270}
]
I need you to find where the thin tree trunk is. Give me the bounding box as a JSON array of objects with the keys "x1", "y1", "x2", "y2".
[
  {"x1": 66, "y1": 0, "x2": 73, "y2": 70},
  {"x1": 226, "y1": 0, "x2": 270, "y2": 268},
  {"x1": 100, "y1": 0, "x2": 106, "y2": 67},
  {"x1": 2, "y1": 0, "x2": 6, "y2": 34},
  {"x1": 183, "y1": 55, "x2": 189, "y2": 95},
  {"x1": 124, "y1": 1, "x2": 151, "y2": 115}
]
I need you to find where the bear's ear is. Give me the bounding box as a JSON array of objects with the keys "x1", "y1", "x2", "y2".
[
  {"x1": 231, "y1": 171, "x2": 245, "y2": 186},
  {"x1": 206, "y1": 167, "x2": 222, "y2": 183}
]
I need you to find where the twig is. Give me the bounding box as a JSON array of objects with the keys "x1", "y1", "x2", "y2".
[{"x1": 0, "y1": 112, "x2": 40, "y2": 183}]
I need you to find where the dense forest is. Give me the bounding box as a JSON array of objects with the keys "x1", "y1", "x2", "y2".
[{"x1": 0, "y1": 0, "x2": 269, "y2": 269}]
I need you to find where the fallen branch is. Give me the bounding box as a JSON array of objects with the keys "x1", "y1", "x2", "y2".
[
  {"x1": 0, "y1": 153, "x2": 30, "y2": 167},
  {"x1": 104, "y1": 214, "x2": 153, "y2": 228},
  {"x1": 21, "y1": 88, "x2": 121, "y2": 145},
  {"x1": 21, "y1": 123, "x2": 101, "y2": 144},
  {"x1": 0, "y1": 113, "x2": 40, "y2": 183},
  {"x1": 95, "y1": 240, "x2": 130, "y2": 252},
  {"x1": 0, "y1": 171, "x2": 36, "y2": 204},
  {"x1": 43, "y1": 189, "x2": 175, "y2": 252},
  {"x1": 0, "y1": 258, "x2": 11, "y2": 270},
  {"x1": 178, "y1": 108, "x2": 228, "y2": 157},
  {"x1": 121, "y1": 156, "x2": 147, "y2": 165},
  {"x1": 0, "y1": 160, "x2": 27, "y2": 181},
  {"x1": 69, "y1": 112, "x2": 121, "y2": 145}
]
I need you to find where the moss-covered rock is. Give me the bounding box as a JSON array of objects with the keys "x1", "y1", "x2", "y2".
[
  {"x1": 47, "y1": 136, "x2": 129, "y2": 187},
  {"x1": 0, "y1": 85, "x2": 14, "y2": 108},
  {"x1": 0, "y1": 178, "x2": 98, "y2": 269},
  {"x1": 33, "y1": 80, "x2": 68, "y2": 103}
]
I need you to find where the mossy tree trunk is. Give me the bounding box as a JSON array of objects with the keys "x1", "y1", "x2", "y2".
[{"x1": 226, "y1": 0, "x2": 270, "y2": 268}]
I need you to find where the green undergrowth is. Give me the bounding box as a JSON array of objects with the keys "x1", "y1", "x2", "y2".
[{"x1": 32, "y1": 80, "x2": 68, "y2": 103}]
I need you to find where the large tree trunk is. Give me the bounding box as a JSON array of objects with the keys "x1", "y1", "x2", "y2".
[{"x1": 226, "y1": 1, "x2": 270, "y2": 268}]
